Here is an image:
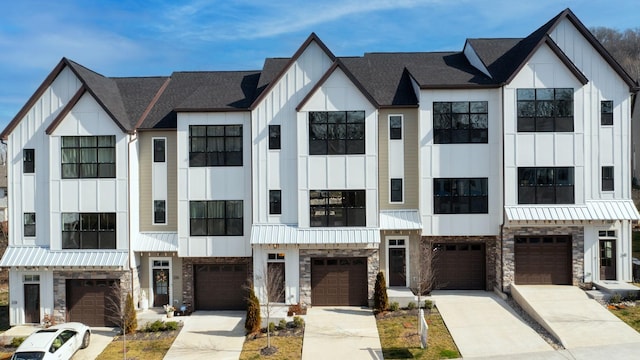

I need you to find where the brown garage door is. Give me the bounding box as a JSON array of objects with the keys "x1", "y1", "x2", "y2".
[
  {"x1": 66, "y1": 279, "x2": 119, "y2": 327},
  {"x1": 195, "y1": 264, "x2": 248, "y2": 310},
  {"x1": 311, "y1": 257, "x2": 368, "y2": 306},
  {"x1": 515, "y1": 236, "x2": 571, "y2": 285},
  {"x1": 433, "y1": 243, "x2": 485, "y2": 290}
]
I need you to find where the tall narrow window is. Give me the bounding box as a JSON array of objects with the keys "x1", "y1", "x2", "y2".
[
  {"x1": 389, "y1": 115, "x2": 402, "y2": 140},
  {"x1": 154, "y1": 200, "x2": 166, "y2": 224},
  {"x1": 269, "y1": 125, "x2": 281, "y2": 150},
  {"x1": 601, "y1": 101, "x2": 613, "y2": 125},
  {"x1": 269, "y1": 190, "x2": 282, "y2": 214},
  {"x1": 153, "y1": 138, "x2": 166, "y2": 163},
  {"x1": 390, "y1": 178, "x2": 403, "y2": 202},
  {"x1": 602, "y1": 166, "x2": 614, "y2": 191},
  {"x1": 24, "y1": 213, "x2": 35, "y2": 236},
  {"x1": 23, "y1": 149, "x2": 34, "y2": 173}
]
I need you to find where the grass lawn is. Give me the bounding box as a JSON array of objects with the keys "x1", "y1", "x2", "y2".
[
  {"x1": 609, "y1": 303, "x2": 640, "y2": 332},
  {"x1": 240, "y1": 335, "x2": 304, "y2": 360},
  {"x1": 96, "y1": 333, "x2": 179, "y2": 360},
  {"x1": 376, "y1": 307, "x2": 459, "y2": 360}
]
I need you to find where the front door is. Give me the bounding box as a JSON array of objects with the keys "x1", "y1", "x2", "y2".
[
  {"x1": 24, "y1": 284, "x2": 40, "y2": 323},
  {"x1": 267, "y1": 262, "x2": 286, "y2": 303},
  {"x1": 600, "y1": 239, "x2": 616, "y2": 280},
  {"x1": 389, "y1": 248, "x2": 406, "y2": 286},
  {"x1": 153, "y1": 269, "x2": 170, "y2": 307}
]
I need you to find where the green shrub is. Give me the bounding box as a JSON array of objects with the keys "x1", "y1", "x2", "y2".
[
  {"x1": 123, "y1": 293, "x2": 137, "y2": 334},
  {"x1": 164, "y1": 321, "x2": 179, "y2": 331},
  {"x1": 407, "y1": 302, "x2": 416, "y2": 310},
  {"x1": 610, "y1": 293, "x2": 623, "y2": 304},
  {"x1": 244, "y1": 286, "x2": 261, "y2": 334},
  {"x1": 389, "y1": 301, "x2": 400, "y2": 311},
  {"x1": 374, "y1": 272, "x2": 389, "y2": 312},
  {"x1": 293, "y1": 316, "x2": 304, "y2": 328},
  {"x1": 278, "y1": 319, "x2": 288, "y2": 330},
  {"x1": 268, "y1": 322, "x2": 276, "y2": 332},
  {"x1": 143, "y1": 320, "x2": 166, "y2": 332},
  {"x1": 10, "y1": 337, "x2": 25, "y2": 347},
  {"x1": 424, "y1": 300, "x2": 433, "y2": 310}
]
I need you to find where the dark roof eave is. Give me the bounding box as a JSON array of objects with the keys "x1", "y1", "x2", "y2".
[
  {"x1": 418, "y1": 84, "x2": 501, "y2": 89},
  {"x1": 379, "y1": 104, "x2": 420, "y2": 109},
  {"x1": 174, "y1": 108, "x2": 251, "y2": 113}
]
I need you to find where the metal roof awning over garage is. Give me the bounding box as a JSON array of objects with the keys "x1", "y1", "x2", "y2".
[
  {"x1": 134, "y1": 232, "x2": 178, "y2": 252},
  {"x1": 504, "y1": 200, "x2": 640, "y2": 224},
  {"x1": 250, "y1": 224, "x2": 380, "y2": 245},
  {"x1": 0, "y1": 246, "x2": 128, "y2": 269},
  {"x1": 379, "y1": 210, "x2": 422, "y2": 230}
]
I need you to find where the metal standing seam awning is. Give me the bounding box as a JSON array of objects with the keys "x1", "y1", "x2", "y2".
[
  {"x1": 504, "y1": 200, "x2": 640, "y2": 223},
  {"x1": 134, "y1": 232, "x2": 178, "y2": 252},
  {"x1": 379, "y1": 209, "x2": 422, "y2": 230},
  {"x1": 250, "y1": 224, "x2": 380, "y2": 245},
  {"x1": 0, "y1": 246, "x2": 128, "y2": 268}
]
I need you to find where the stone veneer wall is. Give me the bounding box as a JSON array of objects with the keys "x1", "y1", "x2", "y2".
[
  {"x1": 422, "y1": 236, "x2": 499, "y2": 291},
  {"x1": 181, "y1": 257, "x2": 253, "y2": 307},
  {"x1": 53, "y1": 270, "x2": 131, "y2": 324},
  {"x1": 298, "y1": 248, "x2": 379, "y2": 306},
  {"x1": 501, "y1": 226, "x2": 584, "y2": 292}
]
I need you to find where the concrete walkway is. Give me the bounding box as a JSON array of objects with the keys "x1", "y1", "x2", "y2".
[
  {"x1": 512, "y1": 285, "x2": 640, "y2": 349},
  {"x1": 302, "y1": 306, "x2": 382, "y2": 360},
  {"x1": 431, "y1": 290, "x2": 554, "y2": 358},
  {"x1": 163, "y1": 311, "x2": 245, "y2": 360}
]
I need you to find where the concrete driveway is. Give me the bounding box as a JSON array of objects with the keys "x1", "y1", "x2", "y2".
[
  {"x1": 431, "y1": 291, "x2": 554, "y2": 358},
  {"x1": 72, "y1": 327, "x2": 120, "y2": 360},
  {"x1": 163, "y1": 311, "x2": 245, "y2": 360},
  {"x1": 302, "y1": 306, "x2": 382, "y2": 360}
]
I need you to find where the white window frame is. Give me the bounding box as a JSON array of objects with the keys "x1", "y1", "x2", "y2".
[
  {"x1": 389, "y1": 178, "x2": 404, "y2": 204},
  {"x1": 384, "y1": 236, "x2": 410, "y2": 287},
  {"x1": 152, "y1": 137, "x2": 167, "y2": 163},
  {"x1": 148, "y1": 257, "x2": 172, "y2": 307},
  {"x1": 152, "y1": 199, "x2": 167, "y2": 225},
  {"x1": 389, "y1": 114, "x2": 403, "y2": 140},
  {"x1": 152, "y1": 137, "x2": 168, "y2": 226}
]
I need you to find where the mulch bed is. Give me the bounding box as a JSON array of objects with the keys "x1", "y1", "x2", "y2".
[
  {"x1": 245, "y1": 324, "x2": 304, "y2": 340},
  {"x1": 114, "y1": 323, "x2": 183, "y2": 341}
]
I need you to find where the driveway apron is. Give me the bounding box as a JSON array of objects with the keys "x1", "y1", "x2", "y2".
[
  {"x1": 302, "y1": 306, "x2": 383, "y2": 360},
  {"x1": 164, "y1": 311, "x2": 245, "y2": 360},
  {"x1": 431, "y1": 291, "x2": 554, "y2": 358}
]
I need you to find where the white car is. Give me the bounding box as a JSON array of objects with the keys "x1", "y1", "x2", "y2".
[{"x1": 11, "y1": 322, "x2": 91, "y2": 360}]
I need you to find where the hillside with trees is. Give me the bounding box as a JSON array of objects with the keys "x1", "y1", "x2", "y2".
[{"x1": 591, "y1": 27, "x2": 640, "y2": 82}]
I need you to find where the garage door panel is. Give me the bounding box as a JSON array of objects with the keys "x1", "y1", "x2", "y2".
[
  {"x1": 515, "y1": 236, "x2": 571, "y2": 285},
  {"x1": 195, "y1": 264, "x2": 247, "y2": 310},
  {"x1": 311, "y1": 258, "x2": 368, "y2": 306},
  {"x1": 433, "y1": 243, "x2": 485, "y2": 290},
  {"x1": 67, "y1": 279, "x2": 119, "y2": 327}
]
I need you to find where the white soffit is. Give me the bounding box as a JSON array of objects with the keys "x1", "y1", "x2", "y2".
[
  {"x1": 0, "y1": 246, "x2": 128, "y2": 268},
  {"x1": 504, "y1": 200, "x2": 640, "y2": 222},
  {"x1": 250, "y1": 224, "x2": 380, "y2": 245},
  {"x1": 379, "y1": 210, "x2": 422, "y2": 230}
]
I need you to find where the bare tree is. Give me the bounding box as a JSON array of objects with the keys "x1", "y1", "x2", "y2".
[
  {"x1": 106, "y1": 280, "x2": 136, "y2": 360},
  {"x1": 257, "y1": 263, "x2": 285, "y2": 351},
  {"x1": 410, "y1": 239, "x2": 440, "y2": 328},
  {"x1": 591, "y1": 26, "x2": 640, "y2": 82}
]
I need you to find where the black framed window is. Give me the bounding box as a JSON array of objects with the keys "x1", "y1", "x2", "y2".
[
  {"x1": 154, "y1": 200, "x2": 166, "y2": 224},
  {"x1": 601, "y1": 101, "x2": 613, "y2": 126},
  {"x1": 189, "y1": 125, "x2": 242, "y2": 167},
  {"x1": 61, "y1": 136, "x2": 116, "y2": 178},
  {"x1": 390, "y1": 178, "x2": 403, "y2": 202},
  {"x1": 269, "y1": 190, "x2": 282, "y2": 215},
  {"x1": 602, "y1": 166, "x2": 614, "y2": 191},
  {"x1": 309, "y1": 111, "x2": 365, "y2": 155},
  {"x1": 518, "y1": 167, "x2": 574, "y2": 204},
  {"x1": 189, "y1": 200, "x2": 243, "y2": 236},
  {"x1": 269, "y1": 125, "x2": 281, "y2": 150},
  {"x1": 433, "y1": 178, "x2": 488, "y2": 214},
  {"x1": 389, "y1": 115, "x2": 402, "y2": 140},
  {"x1": 62, "y1": 213, "x2": 116, "y2": 249},
  {"x1": 153, "y1": 138, "x2": 166, "y2": 163},
  {"x1": 23, "y1": 149, "x2": 34, "y2": 173},
  {"x1": 517, "y1": 88, "x2": 573, "y2": 132},
  {"x1": 434, "y1": 101, "x2": 488, "y2": 143},
  {"x1": 310, "y1": 190, "x2": 365, "y2": 227},
  {"x1": 24, "y1": 213, "x2": 35, "y2": 237}
]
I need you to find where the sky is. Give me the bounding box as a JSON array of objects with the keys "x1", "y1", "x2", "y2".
[{"x1": 0, "y1": 0, "x2": 638, "y2": 130}]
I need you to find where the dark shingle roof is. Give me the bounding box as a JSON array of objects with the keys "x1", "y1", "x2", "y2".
[{"x1": 139, "y1": 71, "x2": 261, "y2": 129}]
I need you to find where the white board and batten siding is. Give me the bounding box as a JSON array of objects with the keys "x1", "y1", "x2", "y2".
[
  {"x1": 252, "y1": 41, "x2": 334, "y2": 225},
  {"x1": 583, "y1": 221, "x2": 634, "y2": 283},
  {"x1": 252, "y1": 246, "x2": 300, "y2": 304},
  {"x1": 48, "y1": 93, "x2": 130, "y2": 250},
  {"x1": 9, "y1": 270, "x2": 54, "y2": 326},
  {"x1": 7, "y1": 67, "x2": 81, "y2": 247},
  {"x1": 297, "y1": 67, "x2": 379, "y2": 228},
  {"x1": 419, "y1": 88, "x2": 503, "y2": 236},
  {"x1": 176, "y1": 112, "x2": 252, "y2": 257}
]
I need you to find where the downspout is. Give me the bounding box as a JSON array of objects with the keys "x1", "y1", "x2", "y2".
[
  {"x1": 500, "y1": 86, "x2": 505, "y2": 293},
  {"x1": 128, "y1": 131, "x2": 137, "y2": 297}
]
